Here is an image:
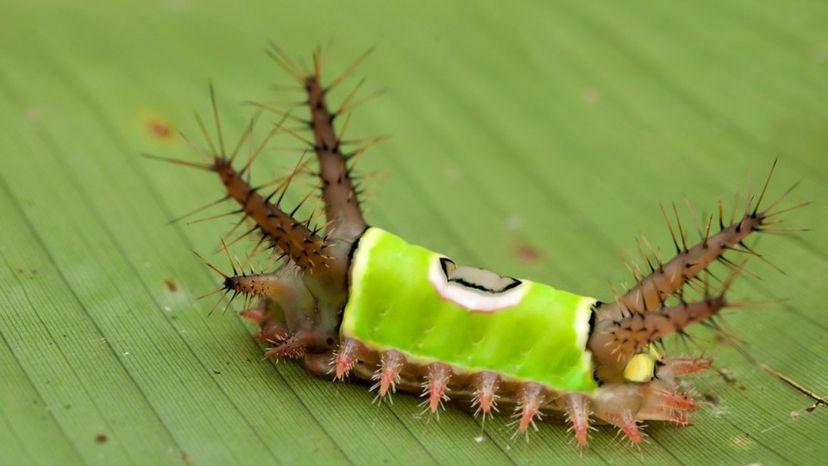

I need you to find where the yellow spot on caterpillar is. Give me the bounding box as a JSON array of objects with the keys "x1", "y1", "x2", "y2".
[{"x1": 624, "y1": 353, "x2": 655, "y2": 383}]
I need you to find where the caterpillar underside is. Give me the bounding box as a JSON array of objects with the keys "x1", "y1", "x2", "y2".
[{"x1": 152, "y1": 47, "x2": 806, "y2": 448}]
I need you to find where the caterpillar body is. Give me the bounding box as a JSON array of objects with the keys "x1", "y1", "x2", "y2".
[{"x1": 152, "y1": 48, "x2": 805, "y2": 448}]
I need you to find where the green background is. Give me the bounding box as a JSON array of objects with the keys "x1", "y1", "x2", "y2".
[{"x1": 0, "y1": 1, "x2": 825, "y2": 465}]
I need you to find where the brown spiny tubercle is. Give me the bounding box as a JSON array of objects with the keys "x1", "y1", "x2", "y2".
[
  {"x1": 608, "y1": 296, "x2": 728, "y2": 355},
  {"x1": 305, "y1": 74, "x2": 367, "y2": 243},
  {"x1": 590, "y1": 159, "x2": 804, "y2": 382},
  {"x1": 214, "y1": 157, "x2": 330, "y2": 270},
  {"x1": 616, "y1": 212, "x2": 761, "y2": 315}
]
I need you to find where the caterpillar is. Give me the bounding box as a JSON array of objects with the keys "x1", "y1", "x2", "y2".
[{"x1": 149, "y1": 47, "x2": 807, "y2": 448}]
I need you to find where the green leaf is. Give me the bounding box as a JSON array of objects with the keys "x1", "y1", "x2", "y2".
[{"x1": 1, "y1": 1, "x2": 826, "y2": 465}]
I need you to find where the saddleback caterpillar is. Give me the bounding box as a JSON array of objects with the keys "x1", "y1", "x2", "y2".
[{"x1": 148, "y1": 48, "x2": 807, "y2": 448}]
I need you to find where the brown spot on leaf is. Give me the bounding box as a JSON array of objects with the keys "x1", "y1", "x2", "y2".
[
  {"x1": 164, "y1": 279, "x2": 177, "y2": 292},
  {"x1": 95, "y1": 434, "x2": 108, "y2": 444},
  {"x1": 717, "y1": 368, "x2": 746, "y2": 390},
  {"x1": 146, "y1": 117, "x2": 175, "y2": 141},
  {"x1": 181, "y1": 451, "x2": 195, "y2": 466},
  {"x1": 513, "y1": 240, "x2": 542, "y2": 263},
  {"x1": 731, "y1": 435, "x2": 749, "y2": 448}
]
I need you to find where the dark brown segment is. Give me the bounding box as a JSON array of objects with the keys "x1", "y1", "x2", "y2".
[
  {"x1": 215, "y1": 157, "x2": 329, "y2": 270},
  {"x1": 617, "y1": 214, "x2": 761, "y2": 314},
  {"x1": 224, "y1": 273, "x2": 286, "y2": 297},
  {"x1": 608, "y1": 297, "x2": 726, "y2": 356},
  {"x1": 305, "y1": 74, "x2": 367, "y2": 243}
]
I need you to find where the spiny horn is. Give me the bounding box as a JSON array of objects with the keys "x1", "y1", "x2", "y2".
[
  {"x1": 610, "y1": 160, "x2": 791, "y2": 316},
  {"x1": 303, "y1": 56, "x2": 370, "y2": 244},
  {"x1": 606, "y1": 296, "x2": 728, "y2": 356},
  {"x1": 215, "y1": 156, "x2": 331, "y2": 271}
]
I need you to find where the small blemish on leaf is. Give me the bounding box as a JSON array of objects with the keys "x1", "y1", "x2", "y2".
[
  {"x1": 731, "y1": 435, "x2": 750, "y2": 448},
  {"x1": 164, "y1": 279, "x2": 177, "y2": 292},
  {"x1": 146, "y1": 117, "x2": 175, "y2": 141},
  {"x1": 181, "y1": 451, "x2": 195, "y2": 466},
  {"x1": 95, "y1": 434, "x2": 108, "y2": 444},
  {"x1": 26, "y1": 107, "x2": 42, "y2": 124},
  {"x1": 513, "y1": 240, "x2": 542, "y2": 263},
  {"x1": 717, "y1": 368, "x2": 746, "y2": 390}
]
